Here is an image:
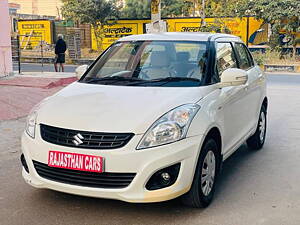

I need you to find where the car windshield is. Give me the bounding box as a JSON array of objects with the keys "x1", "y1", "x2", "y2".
[{"x1": 81, "y1": 41, "x2": 208, "y2": 87}]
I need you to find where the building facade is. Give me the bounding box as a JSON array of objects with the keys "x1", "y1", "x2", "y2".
[{"x1": 8, "y1": 0, "x2": 63, "y2": 18}]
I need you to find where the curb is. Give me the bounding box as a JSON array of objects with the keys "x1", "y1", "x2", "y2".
[
  {"x1": 263, "y1": 65, "x2": 300, "y2": 73},
  {"x1": 0, "y1": 76, "x2": 77, "y2": 89},
  {"x1": 14, "y1": 57, "x2": 95, "y2": 65}
]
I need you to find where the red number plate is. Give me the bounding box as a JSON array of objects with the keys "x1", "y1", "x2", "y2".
[{"x1": 48, "y1": 151, "x2": 104, "y2": 173}]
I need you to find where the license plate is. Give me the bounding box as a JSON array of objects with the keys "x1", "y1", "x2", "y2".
[{"x1": 48, "y1": 151, "x2": 104, "y2": 173}]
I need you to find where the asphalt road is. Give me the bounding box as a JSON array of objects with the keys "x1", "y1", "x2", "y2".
[
  {"x1": 1, "y1": 74, "x2": 300, "y2": 225},
  {"x1": 13, "y1": 62, "x2": 79, "y2": 73}
]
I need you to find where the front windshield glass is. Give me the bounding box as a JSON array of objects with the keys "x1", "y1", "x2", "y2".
[{"x1": 81, "y1": 41, "x2": 208, "y2": 87}]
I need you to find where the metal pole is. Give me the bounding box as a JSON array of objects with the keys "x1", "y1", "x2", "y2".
[
  {"x1": 151, "y1": 0, "x2": 161, "y2": 32},
  {"x1": 74, "y1": 36, "x2": 77, "y2": 59},
  {"x1": 246, "y1": 16, "x2": 250, "y2": 47},
  {"x1": 40, "y1": 38, "x2": 44, "y2": 73},
  {"x1": 17, "y1": 34, "x2": 21, "y2": 74},
  {"x1": 193, "y1": 0, "x2": 196, "y2": 17},
  {"x1": 201, "y1": 0, "x2": 206, "y2": 26}
]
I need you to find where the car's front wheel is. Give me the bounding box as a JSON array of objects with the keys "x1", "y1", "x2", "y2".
[
  {"x1": 246, "y1": 105, "x2": 267, "y2": 150},
  {"x1": 181, "y1": 138, "x2": 220, "y2": 208}
]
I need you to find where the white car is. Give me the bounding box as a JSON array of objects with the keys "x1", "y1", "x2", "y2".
[{"x1": 21, "y1": 33, "x2": 267, "y2": 208}]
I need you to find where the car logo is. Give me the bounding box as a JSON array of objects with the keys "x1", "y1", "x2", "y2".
[{"x1": 73, "y1": 133, "x2": 84, "y2": 146}]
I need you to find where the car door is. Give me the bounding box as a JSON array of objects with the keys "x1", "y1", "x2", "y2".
[
  {"x1": 233, "y1": 42, "x2": 263, "y2": 135},
  {"x1": 214, "y1": 42, "x2": 249, "y2": 155}
]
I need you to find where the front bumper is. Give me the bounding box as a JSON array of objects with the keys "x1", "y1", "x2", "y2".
[{"x1": 21, "y1": 127, "x2": 204, "y2": 203}]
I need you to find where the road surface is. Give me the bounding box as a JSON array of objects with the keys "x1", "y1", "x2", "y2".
[{"x1": 0, "y1": 73, "x2": 300, "y2": 225}]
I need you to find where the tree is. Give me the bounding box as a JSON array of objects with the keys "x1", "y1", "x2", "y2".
[
  {"x1": 199, "y1": 19, "x2": 231, "y2": 33},
  {"x1": 200, "y1": 0, "x2": 247, "y2": 17},
  {"x1": 161, "y1": 0, "x2": 193, "y2": 17},
  {"x1": 239, "y1": 0, "x2": 300, "y2": 57},
  {"x1": 121, "y1": 0, "x2": 194, "y2": 19},
  {"x1": 61, "y1": 0, "x2": 120, "y2": 51},
  {"x1": 121, "y1": 0, "x2": 150, "y2": 19}
]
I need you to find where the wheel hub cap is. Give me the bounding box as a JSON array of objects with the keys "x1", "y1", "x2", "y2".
[
  {"x1": 201, "y1": 150, "x2": 216, "y2": 196},
  {"x1": 259, "y1": 111, "x2": 266, "y2": 143}
]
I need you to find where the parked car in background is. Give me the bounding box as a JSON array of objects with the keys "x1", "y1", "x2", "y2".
[{"x1": 21, "y1": 32, "x2": 267, "y2": 208}]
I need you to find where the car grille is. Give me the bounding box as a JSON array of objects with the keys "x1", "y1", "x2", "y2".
[
  {"x1": 33, "y1": 161, "x2": 136, "y2": 189},
  {"x1": 40, "y1": 124, "x2": 134, "y2": 149}
]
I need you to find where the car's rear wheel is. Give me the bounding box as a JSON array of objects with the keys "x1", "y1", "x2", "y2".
[
  {"x1": 181, "y1": 138, "x2": 220, "y2": 208},
  {"x1": 246, "y1": 105, "x2": 267, "y2": 150}
]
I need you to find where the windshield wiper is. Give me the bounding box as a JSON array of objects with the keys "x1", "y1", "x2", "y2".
[
  {"x1": 84, "y1": 76, "x2": 143, "y2": 84},
  {"x1": 150, "y1": 77, "x2": 200, "y2": 82},
  {"x1": 127, "y1": 77, "x2": 200, "y2": 86}
]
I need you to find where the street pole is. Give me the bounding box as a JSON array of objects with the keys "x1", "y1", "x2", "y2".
[
  {"x1": 17, "y1": 34, "x2": 21, "y2": 74},
  {"x1": 151, "y1": 0, "x2": 161, "y2": 31},
  {"x1": 40, "y1": 38, "x2": 44, "y2": 73},
  {"x1": 193, "y1": 0, "x2": 196, "y2": 17},
  {"x1": 246, "y1": 16, "x2": 250, "y2": 47},
  {"x1": 201, "y1": 0, "x2": 206, "y2": 26},
  {"x1": 147, "y1": 0, "x2": 166, "y2": 33}
]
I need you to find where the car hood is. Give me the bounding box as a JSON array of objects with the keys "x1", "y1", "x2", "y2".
[{"x1": 37, "y1": 82, "x2": 207, "y2": 134}]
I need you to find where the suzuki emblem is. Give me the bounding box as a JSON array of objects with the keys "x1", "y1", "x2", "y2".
[{"x1": 73, "y1": 133, "x2": 84, "y2": 146}]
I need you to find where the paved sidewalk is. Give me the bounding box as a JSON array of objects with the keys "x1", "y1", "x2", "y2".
[{"x1": 0, "y1": 72, "x2": 76, "y2": 121}]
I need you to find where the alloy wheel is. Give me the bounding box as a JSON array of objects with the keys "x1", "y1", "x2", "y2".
[
  {"x1": 259, "y1": 111, "x2": 266, "y2": 143},
  {"x1": 201, "y1": 150, "x2": 216, "y2": 196}
]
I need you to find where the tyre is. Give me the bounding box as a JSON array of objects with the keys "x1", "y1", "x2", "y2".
[
  {"x1": 246, "y1": 105, "x2": 267, "y2": 150},
  {"x1": 181, "y1": 138, "x2": 220, "y2": 208}
]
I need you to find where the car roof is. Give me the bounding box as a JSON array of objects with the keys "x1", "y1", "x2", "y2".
[{"x1": 118, "y1": 32, "x2": 242, "y2": 42}]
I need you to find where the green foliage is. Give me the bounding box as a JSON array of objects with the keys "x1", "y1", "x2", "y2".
[
  {"x1": 161, "y1": 0, "x2": 193, "y2": 17},
  {"x1": 121, "y1": 0, "x2": 194, "y2": 19},
  {"x1": 238, "y1": 0, "x2": 300, "y2": 57},
  {"x1": 252, "y1": 48, "x2": 298, "y2": 65},
  {"x1": 61, "y1": 0, "x2": 120, "y2": 51},
  {"x1": 62, "y1": 0, "x2": 119, "y2": 25},
  {"x1": 205, "y1": 0, "x2": 248, "y2": 17},
  {"x1": 199, "y1": 18, "x2": 231, "y2": 33},
  {"x1": 239, "y1": 0, "x2": 300, "y2": 24},
  {"x1": 121, "y1": 0, "x2": 150, "y2": 19}
]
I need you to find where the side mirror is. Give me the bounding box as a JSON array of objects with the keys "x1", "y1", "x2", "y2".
[
  {"x1": 219, "y1": 68, "x2": 248, "y2": 88},
  {"x1": 75, "y1": 65, "x2": 88, "y2": 79}
]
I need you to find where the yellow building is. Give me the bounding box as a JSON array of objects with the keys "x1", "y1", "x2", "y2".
[{"x1": 8, "y1": 0, "x2": 63, "y2": 18}]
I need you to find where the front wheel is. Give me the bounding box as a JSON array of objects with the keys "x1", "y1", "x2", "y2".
[
  {"x1": 246, "y1": 105, "x2": 267, "y2": 150},
  {"x1": 181, "y1": 138, "x2": 220, "y2": 208}
]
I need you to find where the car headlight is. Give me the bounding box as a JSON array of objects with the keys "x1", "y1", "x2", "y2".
[
  {"x1": 25, "y1": 99, "x2": 47, "y2": 139},
  {"x1": 137, "y1": 104, "x2": 200, "y2": 150},
  {"x1": 25, "y1": 110, "x2": 37, "y2": 138}
]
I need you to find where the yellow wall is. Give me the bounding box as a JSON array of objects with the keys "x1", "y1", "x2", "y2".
[
  {"x1": 167, "y1": 17, "x2": 249, "y2": 43},
  {"x1": 91, "y1": 20, "x2": 150, "y2": 50},
  {"x1": 91, "y1": 17, "x2": 268, "y2": 51},
  {"x1": 18, "y1": 20, "x2": 52, "y2": 48},
  {"x1": 17, "y1": 17, "x2": 270, "y2": 51}
]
